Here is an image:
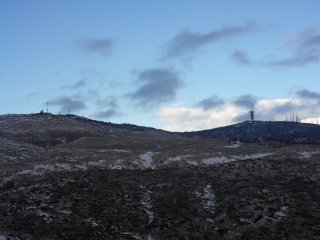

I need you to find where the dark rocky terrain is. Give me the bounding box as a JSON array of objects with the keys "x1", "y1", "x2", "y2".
[{"x1": 1, "y1": 114, "x2": 320, "y2": 239}]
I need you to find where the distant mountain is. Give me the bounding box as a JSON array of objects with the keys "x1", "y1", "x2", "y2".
[{"x1": 183, "y1": 121, "x2": 320, "y2": 142}]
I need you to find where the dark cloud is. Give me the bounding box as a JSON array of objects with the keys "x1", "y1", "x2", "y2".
[
  {"x1": 50, "y1": 97, "x2": 86, "y2": 113},
  {"x1": 197, "y1": 95, "x2": 224, "y2": 110},
  {"x1": 267, "y1": 31, "x2": 320, "y2": 67},
  {"x1": 86, "y1": 89, "x2": 99, "y2": 99},
  {"x1": 231, "y1": 50, "x2": 252, "y2": 66},
  {"x1": 25, "y1": 91, "x2": 41, "y2": 99},
  {"x1": 302, "y1": 34, "x2": 320, "y2": 48},
  {"x1": 128, "y1": 68, "x2": 182, "y2": 107},
  {"x1": 233, "y1": 94, "x2": 257, "y2": 107},
  {"x1": 96, "y1": 96, "x2": 118, "y2": 108},
  {"x1": 296, "y1": 89, "x2": 320, "y2": 100},
  {"x1": 63, "y1": 79, "x2": 87, "y2": 90},
  {"x1": 269, "y1": 102, "x2": 298, "y2": 115},
  {"x1": 259, "y1": 100, "x2": 316, "y2": 121},
  {"x1": 262, "y1": 53, "x2": 319, "y2": 68},
  {"x1": 94, "y1": 109, "x2": 118, "y2": 119},
  {"x1": 163, "y1": 22, "x2": 257, "y2": 59},
  {"x1": 232, "y1": 26, "x2": 320, "y2": 68},
  {"x1": 94, "y1": 96, "x2": 121, "y2": 119},
  {"x1": 70, "y1": 79, "x2": 86, "y2": 89},
  {"x1": 231, "y1": 49, "x2": 319, "y2": 68},
  {"x1": 74, "y1": 38, "x2": 114, "y2": 56}
]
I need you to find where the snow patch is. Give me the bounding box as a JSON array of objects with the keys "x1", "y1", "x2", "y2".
[
  {"x1": 87, "y1": 160, "x2": 106, "y2": 166},
  {"x1": 140, "y1": 186, "x2": 154, "y2": 225},
  {"x1": 299, "y1": 151, "x2": 320, "y2": 159},
  {"x1": 74, "y1": 164, "x2": 87, "y2": 170},
  {"x1": 36, "y1": 209, "x2": 54, "y2": 223},
  {"x1": 186, "y1": 159, "x2": 198, "y2": 166},
  {"x1": 235, "y1": 153, "x2": 274, "y2": 160},
  {"x1": 110, "y1": 159, "x2": 123, "y2": 170},
  {"x1": 17, "y1": 162, "x2": 87, "y2": 175},
  {"x1": 274, "y1": 206, "x2": 288, "y2": 219},
  {"x1": 0, "y1": 177, "x2": 12, "y2": 187},
  {"x1": 121, "y1": 232, "x2": 152, "y2": 240},
  {"x1": 202, "y1": 153, "x2": 273, "y2": 165},
  {"x1": 59, "y1": 209, "x2": 72, "y2": 215},
  {"x1": 203, "y1": 156, "x2": 231, "y2": 165},
  {"x1": 97, "y1": 149, "x2": 130, "y2": 153},
  {"x1": 202, "y1": 184, "x2": 215, "y2": 211},
  {"x1": 0, "y1": 234, "x2": 6, "y2": 240},
  {"x1": 85, "y1": 217, "x2": 99, "y2": 227},
  {"x1": 139, "y1": 152, "x2": 154, "y2": 169},
  {"x1": 167, "y1": 156, "x2": 183, "y2": 162},
  {"x1": 225, "y1": 142, "x2": 241, "y2": 148},
  {"x1": 196, "y1": 184, "x2": 215, "y2": 212}
]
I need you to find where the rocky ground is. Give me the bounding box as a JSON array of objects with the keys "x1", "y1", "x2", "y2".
[
  {"x1": 1, "y1": 114, "x2": 320, "y2": 239},
  {"x1": 1, "y1": 137, "x2": 320, "y2": 239}
]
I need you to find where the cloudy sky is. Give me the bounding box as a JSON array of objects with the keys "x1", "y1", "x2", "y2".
[{"x1": 1, "y1": 0, "x2": 320, "y2": 131}]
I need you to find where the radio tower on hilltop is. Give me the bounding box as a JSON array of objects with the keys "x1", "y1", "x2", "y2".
[{"x1": 249, "y1": 105, "x2": 255, "y2": 122}]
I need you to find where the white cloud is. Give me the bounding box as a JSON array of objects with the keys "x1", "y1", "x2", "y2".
[
  {"x1": 305, "y1": 117, "x2": 320, "y2": 124},
  {"x1": 159, "y1": 104, "x2": 246, "y2": 132},
  {"x1": 159, "y1": 98, "x2": 320, "y2": 132}
]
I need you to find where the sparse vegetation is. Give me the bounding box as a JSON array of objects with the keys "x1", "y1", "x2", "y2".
[{"x1": 0, "y1": 114, "x2": 320, "y2": 239}]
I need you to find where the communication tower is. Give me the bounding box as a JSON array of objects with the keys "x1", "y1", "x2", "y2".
[{"x1": 249, "y1": 105, "x2": 254, "y2": 122}]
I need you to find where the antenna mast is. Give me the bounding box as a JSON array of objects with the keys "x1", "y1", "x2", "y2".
[{"x1": 249, "y1": 105, "x2": 255, "y2": 122}]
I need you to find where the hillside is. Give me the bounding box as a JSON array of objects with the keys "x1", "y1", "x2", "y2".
[
  {"x1": 184, "y1": 120, "x2": 320, "y2": 141},
  {"x1": 0, "y1": 113, "x2": 176, "y2": 148},
  {"x1": 1, "y1": 114, "x2": 320, "y2": 239}
]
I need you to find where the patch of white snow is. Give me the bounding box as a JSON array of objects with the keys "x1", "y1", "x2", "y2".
[
  {"x1": 167, "y1": 156, "x2": 183, "y2": 162},
  {"x1": 202, "y1": 184, "x2": 215, "y2": 211},
  {"x1": 186, "y1": 159, "x2": 198, "y2": 166},
  {"x1": 98, "y1": 149, "x2": 130, "y2": 153},
  {"x1": 110, "y1": 159, "x2": 123, "y2": 170},
  {"x1": 203, "y1": 156, "x2": 232, "y2": 165},
  {"x1": 0, "y1": 234, "x2": 7, "y2": 240},
  {"x1": 299, "y1": 151, "x2": 320, "y2": 159},
  {"x1": 36, "y1": 209, "x2": 54, "y2": 223},
  {"x1": 202, "y1": 153, "x2": 273, "y2": 165},
  {"x1": 196, "y1": 184, "x2": 215, "y2": 212},
  {"x1": 139, "y1": 152, "x2": 154, "y2": 169},
  {"x1": 140, "y1": 186, "x2": 154, "y2": 225},
  {"x1": 235, "y1": 153, "x2": 273, "y2": 160},
  {"x1": 85, "y1": 217, "x2": 99, "y2": 227},
  {"x1": 274, "y1": 206, "x2": 288, "y2": 219},
  {"x1": 225, "y1": 142, "x2": 241, "y2": 148}
]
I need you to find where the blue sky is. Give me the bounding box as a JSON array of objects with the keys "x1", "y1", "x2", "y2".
[{"x1": 1, "y1": 0, "x2": 320, "y2": 131}]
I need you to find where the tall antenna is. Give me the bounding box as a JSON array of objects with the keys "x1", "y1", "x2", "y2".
[
  {"x1": 249, "y1": 104, "x2": 255, "y2": 122},
  {"x1": 46, "y1": 101, "x2": 49, "y2": 113}
]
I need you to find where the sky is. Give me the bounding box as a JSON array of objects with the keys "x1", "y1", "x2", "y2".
[{"x1": 1, "y1": 0, "x2": 320, "y2": 131}]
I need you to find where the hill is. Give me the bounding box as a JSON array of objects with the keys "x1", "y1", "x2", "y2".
[
  {"x1": 1, "y1": 113, "x2": 320, "y2": 239},
  {"x1": 0, "y1": 113, "x2": 176, "y2": 148},
  {"x1": 183, "y1": 120, "x2": 320, "y2": 142}
]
